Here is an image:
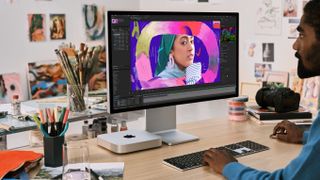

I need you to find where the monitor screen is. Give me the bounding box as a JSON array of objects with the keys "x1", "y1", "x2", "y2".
[{"x1": 107, "y1": 11, "x2": 238, "y2": 114}]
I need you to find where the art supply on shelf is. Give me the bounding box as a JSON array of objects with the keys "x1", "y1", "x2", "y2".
[
  {"x1": 11, "y1": 95, "x2": 21, "y2": 116},
  {"x1": 29, "y1": 129, "x2": 43, "y2": 147},
  {"x1": 120, "y1": 121, "x2": 128, "y2": 131},
  {"x1": 82, "y1": 120, "x2": 89, "y2": 138},
  {"x1": 110, "y1": 119, "x2": 119, "y2": 133},
  {"x1": 87, "y1": 124, "x2": 96, "y2": 139}
]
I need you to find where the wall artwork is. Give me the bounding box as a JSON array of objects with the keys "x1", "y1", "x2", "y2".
[
  {"x1": 300, "y1": 76, "x2": 320, "y2": 113},
  {"x1": 262, "y1": 43, "x2": 274, "y2": 62},
  {"x1": 27, "y1": 60, "x2": 67, "y2": 99},
  {"x1": 290, "y1": 68, "x2": 304, "y2": 94},
  {"x1": 0, "y1": 73, "x2": 23, "y2": 103},
  {"x1": 244, "y1": 40, "x2": 262, "y2": 61},
  {"x1": 88, "y1": 46, "x2": 107, "y2": 91},
  {"x1": 283, "y1": 0, "x2": 298, "y2": 17},
  {"x1": 83, "y1": 4, "x2": 105, "y2": 41},
  {"x1": 254, "y1": 63, "x2": 272, "y2": 80},
  {"x1": 256, "y1": 0, "x2": 282, "y2": 35},
  {"x1": 28, "y1": 14, "x2": 46, "y2": 42},
  {"x1": 50, "y1": 14, "x2": 66, "y2": 40},
  {"x1": 262, "y1": 71, "x2": 289, "y2": 88},
  {"x1": 287, "y1": 18, "x2": 300, "y2": 39}
]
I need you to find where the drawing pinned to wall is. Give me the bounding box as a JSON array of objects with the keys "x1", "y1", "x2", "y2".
[
  {"x1": 256, "y1": 0, "x2": 282, "y2": 35},
  {"x1": 288, "y1": 18, "x2": 300, "y2": 39},
  {"x1": 83, "y1": 4, "x2": 105, "y2": 41},
  {"x1": 0, "y1": 73, "x2": 23, "y2": 103},
  {"x1": 254, "y1": 63, "x2": 272, "y2": 80},
  {"x1": 262, "y1": 43, "x2": 274, "y2": 62},
  {"x1": 283, "y1": 0, "x2": 298, "y2": 17},
  {"x1": 27, "y1": 60, "x2": 67, "y2": 99},
  {"x1": 244, "y1": 40, "x2": 262, "y2": 60},
  {"x1": 28, "y1": 14, "x2": 46, "y2": 42},
  {"x1": 50, "y1": 14, "x2": 66, "y2": 40},
  {"x1": 300, "y1": 76, "x2": 320, "y2": 113}
]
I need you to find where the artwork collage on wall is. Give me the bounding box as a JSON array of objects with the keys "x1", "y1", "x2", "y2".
[
  {"x1": 240, "y1": 0, "x2": 318, "y2": 112},
  {"x1": 246, "y1": 0, "x2": 311, "y2": 81},
  {"x1": 22, "y1": 2, "x2": 107, "y2": 100}
]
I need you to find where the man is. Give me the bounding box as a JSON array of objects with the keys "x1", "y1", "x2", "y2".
[{"x1": 203, "y1": 0, "x2": 320, "y2": 179}]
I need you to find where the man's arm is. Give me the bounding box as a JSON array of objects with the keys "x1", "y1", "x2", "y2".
[{"x1": 222, "y1": 138, "x2": 319, "y2": 180}]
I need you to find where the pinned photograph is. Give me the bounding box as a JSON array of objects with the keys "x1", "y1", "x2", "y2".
[
  {"x1": 27, "y1": 60, "x2": 67, "y2": 99},
  {"x1": 28, "y1": 14, "x2": 46, "y2": 42},
  {"x1": 254, "y1": 63, "x2": 272, "y2": 79},
  {"x1": 283, "y1": 0, "x2": 298, "y2": 17},
  {"x1": 83, "y1": 4, "x2": 105, "y2": 41},
  {"x1": 288, "y1": 18, "x2": 300, "y2": 39},
  {"x1": 0, "y1": 73, "x2": 23, "y2": 103},
  {"x1": 244, "y1": 40, "x2": 262, "y2": 60},
  {"x1": 262, "y1": 43, "x2": 274, "y2": 62},
  {"x1": 50, "y1": 14, "x2": 66, "y2": 40}
]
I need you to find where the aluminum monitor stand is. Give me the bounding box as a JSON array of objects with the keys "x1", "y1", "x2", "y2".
[{"x1": 146, "y1": 106, "x2": 199, "y2": 146}]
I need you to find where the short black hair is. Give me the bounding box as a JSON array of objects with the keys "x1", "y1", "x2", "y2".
[{"x1": 304, "y1": 0, "x2": 320, "y2": 40}]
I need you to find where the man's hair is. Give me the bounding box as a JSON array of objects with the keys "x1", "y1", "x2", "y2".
[{"x1": 304, "y1": 0, "x2": 320, "y2": 40}]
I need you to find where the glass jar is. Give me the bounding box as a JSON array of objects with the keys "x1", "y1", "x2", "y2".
[{"x1": 67, "y1": 83, "x2": 88, "y2": 112}]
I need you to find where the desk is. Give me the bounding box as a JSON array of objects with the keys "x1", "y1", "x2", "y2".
[{"x1": 27, "y1": 117, "x2": 302, "y2": 180}]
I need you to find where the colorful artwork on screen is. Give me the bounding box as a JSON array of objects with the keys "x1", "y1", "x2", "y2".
[
  {"x1": 128, "y1": 20, "x2": 222, "y2": 91},
  {"x1": 27, "y1": 60, "x2": 67, "y2": 99}
]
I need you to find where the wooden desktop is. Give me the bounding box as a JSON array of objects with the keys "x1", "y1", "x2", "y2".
[{"x1": 27, "y1": 117, "x2": 302, "y2": 180}]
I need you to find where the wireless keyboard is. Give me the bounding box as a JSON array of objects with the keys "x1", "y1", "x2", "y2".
[{"x1": 163, "y1": 140, "x2": 269, "y2": 171}]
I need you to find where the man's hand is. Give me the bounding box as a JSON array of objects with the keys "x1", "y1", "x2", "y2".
[
  {"x1": 203, "y1": 148, "x2": 238, "y2": 174},
  {"x1": 272, "y1": 120, "x2": 304, "y2": 144}
]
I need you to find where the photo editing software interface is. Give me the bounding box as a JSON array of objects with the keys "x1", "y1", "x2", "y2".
[{"x1": 108, "y1": 11, "x2": 238, "y2": 113}]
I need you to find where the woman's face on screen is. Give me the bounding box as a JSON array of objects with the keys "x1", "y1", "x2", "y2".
[{"x1": 170, "y1": 35, "x2": 195, "y2": 69}]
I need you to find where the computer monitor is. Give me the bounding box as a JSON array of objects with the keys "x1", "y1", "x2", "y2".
[{"x1": 106, "y1": 11, "x2": 238, "y2": 145}]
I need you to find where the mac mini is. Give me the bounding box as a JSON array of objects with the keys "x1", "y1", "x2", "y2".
[{"x1": 97, "y1": 130, "x2": 162, "y2": 154}]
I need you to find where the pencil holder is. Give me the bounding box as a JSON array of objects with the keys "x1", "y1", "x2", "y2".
[
  {"x1": 67, "y1": 83, "x2": 88, "y2": 112},
  {"x1": 43, "y1": 135, "x2": 65, "y2": 167}
]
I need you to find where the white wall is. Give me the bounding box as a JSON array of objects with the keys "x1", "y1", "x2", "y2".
[{"x1": 0, "y1": 0, "x2": 140, "y2": 100}]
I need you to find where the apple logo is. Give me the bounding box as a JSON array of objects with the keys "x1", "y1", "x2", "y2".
[{"x1": 124, "y1": 134, "x2": 135, "y2": 138}]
